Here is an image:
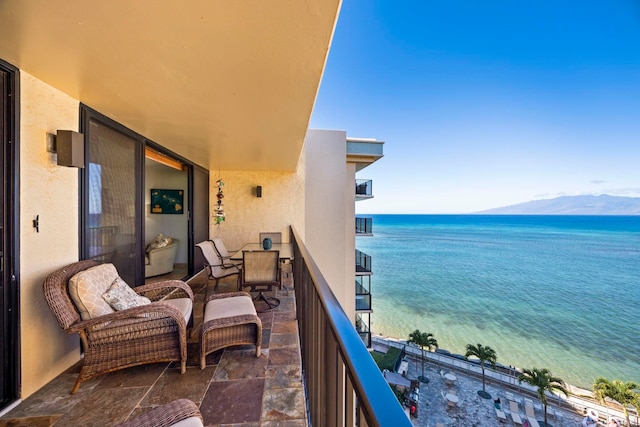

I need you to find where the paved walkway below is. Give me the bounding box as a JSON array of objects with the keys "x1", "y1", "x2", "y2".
[{"x1": 373, "y1": 336, "x2": 636, "y2": 427}]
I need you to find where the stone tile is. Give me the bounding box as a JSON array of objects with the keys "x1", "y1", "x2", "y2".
[
  {"x1": 95, "y1": 363, "x2": 167, "y2": 389},
  {"x1": 213, "y1": 349, "x2": 268, "y2": 381},
  {"x1": 269, "y1": 333, "x2": 298, "y2": 349},
  {"x1": 140, "y1": 366, "x2": 216, "y2": 407},
  {"x1": 260, "y1": 420, "x2": 307, "y2": 427},
  {"x1": 1, "y1": 374, "x2": 97, "y2": 418},
  {"x1": 258, "y1": 312, "x2": 274, "y2": 329},
  {"x1": 265, "y1": 366, "x2": 302, "y2": 390},
  {"x1": 268, "y1": 348, "x2": 300, "y2": 367},
  {"x1": 262, "y1": 388, "x2": 305, "y2": 421},
  {"x1": 0, "y1": 415, "x2": 61, "y2": 427},
  {"x1": 262, "y1": 328, "x2": 271, "y2": 349},
  {"x1": 273, "y1": 311, "x2": 296, "y2": 322},
  {"x1": 55, "y1": 386, "x2": 148, "y2": 427},
  {"x1": 200, "y1": 378, "x2": 264, "y2": 424},
  {"x1": 272, "y1": 321, "x2": 297, "y2": 334}
]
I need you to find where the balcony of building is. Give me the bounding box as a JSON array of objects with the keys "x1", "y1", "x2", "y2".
[
  {"x1": 355, "y1": 179, "x2": 374, "y2": 200},
  {"x1": 346, "y1": 137, "x2": 385, "y2": 172},
  {"x1": 356, "y1": 249, "x2": 372, "y2": 274},
  {"x1": 356, "y1": 275, "x2": 372, "y2": 312},
  {"x1": 356, "y1": 313, "x2": 372, "y2": 349},
  {"x1": 356, "y1": 216, "x2": 373, "y2": 236},
  {"x1": 0, "y1": 229, "x2": 409, "y2": 426}
]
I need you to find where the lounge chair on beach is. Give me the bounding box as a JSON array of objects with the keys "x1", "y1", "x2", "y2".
[
  {"x1": 495, "y1": 407, "x2": 507, "y2": 423},
  {"x1": 524, "y1": 403, "x2": 540, "y2": 427},
  {"x1": 509, "y1": 401, "x2": 523, "y2": 425}
]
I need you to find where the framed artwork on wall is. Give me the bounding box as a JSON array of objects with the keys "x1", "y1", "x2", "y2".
[{"x1": 151, "y1": 189, "x2": 184, "y2": 214}]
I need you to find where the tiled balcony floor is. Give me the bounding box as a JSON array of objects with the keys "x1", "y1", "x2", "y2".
[{"x1": 0, "y1": 272, "x2": 305, "y2": 427}]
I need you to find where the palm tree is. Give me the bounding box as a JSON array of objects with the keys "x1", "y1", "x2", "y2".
[
  {"x1": 518, "y1": 367, "x2": 568, "y2": 427},
  {"x1": 464, "y1": 343, "x2": 497, "y2": 399},
  {"x1": 593, "y1": 378, "x2": 639, "y2": 427},
  {"x1": 407, "y1": 329, "x2": 438, "y2": 383}
]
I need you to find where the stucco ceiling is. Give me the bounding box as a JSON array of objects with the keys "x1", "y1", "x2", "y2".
[{"x1": 0, "y1": 0, "x2": 341, "y2": 171}]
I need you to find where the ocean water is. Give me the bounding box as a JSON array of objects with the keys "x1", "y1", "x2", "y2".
[{"x1": 356, "y1": 215, "x2": 640, "y2": 389}]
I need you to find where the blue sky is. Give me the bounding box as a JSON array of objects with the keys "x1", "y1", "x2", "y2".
[{"x1": 310, "y1": 1, "x2": 640, "y2": 213}]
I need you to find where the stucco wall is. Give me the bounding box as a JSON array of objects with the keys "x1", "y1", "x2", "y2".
[
  {"x1": 211, "y1": 167, "x2": 305, "y2": 254},
  {"x1": 20, "y1": 72, "x2": 81, "y2": 397},
  {"x1": 304, "y1": 129, "x2": 354, "y2": 317}
]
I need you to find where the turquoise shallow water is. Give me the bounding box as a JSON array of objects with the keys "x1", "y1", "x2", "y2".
[{"x1": 356, "y1": 215, "x2": 640, "y2": 389}]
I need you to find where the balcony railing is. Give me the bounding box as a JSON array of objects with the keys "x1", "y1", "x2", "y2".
[
  {"x1": 355, "y1": 217, "x2": 373, "y2": 235},
  {"x1": 355, "y1": 249, "x2": 372, "y2": 274},
  {"x1": 355, "y1": 179, "x2": 373, "y2": 198},
  {"x1": 291, "y1": 227, "x2": 410, "y2": 426}
]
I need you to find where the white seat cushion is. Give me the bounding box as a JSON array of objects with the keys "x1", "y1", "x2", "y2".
[
  {"x1": 171, "y1": 416, "x2": 204, "y2": 427},
  {"x1": 69, "y1": 263, "x2": 118, "y2": 320},
  {"x1": 158, "y1": 298, "x2": 193, "y2": 323},
  {"x1": 204, "y1": 295, "x2": 256, "y2": 323}
]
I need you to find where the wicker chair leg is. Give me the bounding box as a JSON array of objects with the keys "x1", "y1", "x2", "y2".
[{"x1": 71, "y1": 377, "x2": 82, "y2": 395}]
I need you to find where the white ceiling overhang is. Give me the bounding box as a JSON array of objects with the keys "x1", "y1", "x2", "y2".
[{"x1": 0, "y1": 0, "x2": 341, "y2": 171}]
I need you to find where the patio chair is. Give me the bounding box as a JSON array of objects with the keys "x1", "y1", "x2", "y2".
[
  {"x1": 210, "y1": 237, "x2": 242, "y2": 266},
  {"x1": 43, "y1": 260, "x2": 193, "y2": 394},
  {"x1": 239, "y1": 250, "x2": 281, "y2": 312},
  {"x1": 196, "y1": 240, "x2": 240, "y2": 295},
  {"x1": 117, "y1": 398, "x2": 203, "y2": 427},
  {"x1": 259, "y1": 231, "x2": 292, "y2": 282}
]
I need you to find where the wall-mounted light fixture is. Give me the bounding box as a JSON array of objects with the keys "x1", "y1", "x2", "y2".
[
  {"x1": 145, "y1": 147, "x2": 185, "y2": 171},
  {"x1": 256, "y1": 185, "x2": 262, "y2": 198},
  {"x1": 56, "y1": 130, "x2": 85, "y2": 168}
]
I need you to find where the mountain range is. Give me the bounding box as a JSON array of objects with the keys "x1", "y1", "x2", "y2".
[{"x1": 477, "y1": 195, "x2": 640, "y2": 215}]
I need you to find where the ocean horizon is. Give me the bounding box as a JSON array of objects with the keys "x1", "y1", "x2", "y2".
[{"x1": 356, "y1": 214, "x2": 640, "y2": 389}]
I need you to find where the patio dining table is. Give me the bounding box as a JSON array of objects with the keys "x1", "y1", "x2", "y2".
[{"x1": 230, "y1": 243, "x2": 294, "y2": 260}]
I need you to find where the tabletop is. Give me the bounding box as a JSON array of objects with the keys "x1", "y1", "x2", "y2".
[
  {"x1": 445, "y1": 393, "x2": 459, "y2": 403},
  {"x1": 230, "y1": 243, "x2": 294, "y2": 260},
  {"x1": 444, "y1": 373, "x2": 457, "y2": 381}
]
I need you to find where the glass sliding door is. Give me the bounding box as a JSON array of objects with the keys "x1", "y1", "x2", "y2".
[
  {"x1": 0, "y1": 60, "x2": 18, "y2": 411},
  {"x1": 81, "y1": 107, "x2": 144, "y2": 285}
]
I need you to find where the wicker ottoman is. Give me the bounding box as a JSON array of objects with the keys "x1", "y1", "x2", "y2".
[{"x1": 199, "y1": 291, "x2": 262, "y2": 369}]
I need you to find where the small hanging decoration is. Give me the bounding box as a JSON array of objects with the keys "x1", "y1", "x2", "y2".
[{"x1": 214, "y1": 179, "x2": 225, "y2": 225}]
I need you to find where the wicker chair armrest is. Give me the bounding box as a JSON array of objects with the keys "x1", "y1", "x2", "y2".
[
  {"x1": 67, "y1": 302, "x2": 187, "y2": 334},
  {"x1": 135, "y1": 280, "x2": 194, "y2": 302},
  {"x1": 116, "y1": 398, "x2": 203, "y2": 427},
  {"x1": 205, "y1": 291, "x2": 251, "y2": 304}
]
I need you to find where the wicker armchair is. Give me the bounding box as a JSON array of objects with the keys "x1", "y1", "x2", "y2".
[
  {"x1": 43, "y1": 260, "x2": 194, "y2": 394},
  {"x1": 117, "y1": 398, "x2": 203, "y2": 427}
]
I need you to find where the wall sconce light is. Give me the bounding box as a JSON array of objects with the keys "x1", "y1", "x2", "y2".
[
  {"x1": 256, "y1": 186, "x2": 262, "y2": 198},
  {"x1": 56, "y1": 130, "x2": 85, "y2": 168}
]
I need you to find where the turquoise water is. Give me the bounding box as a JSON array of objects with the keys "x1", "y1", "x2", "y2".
[{"x1": 356, "y1": 215, "x2": 640, "y2": 389}]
